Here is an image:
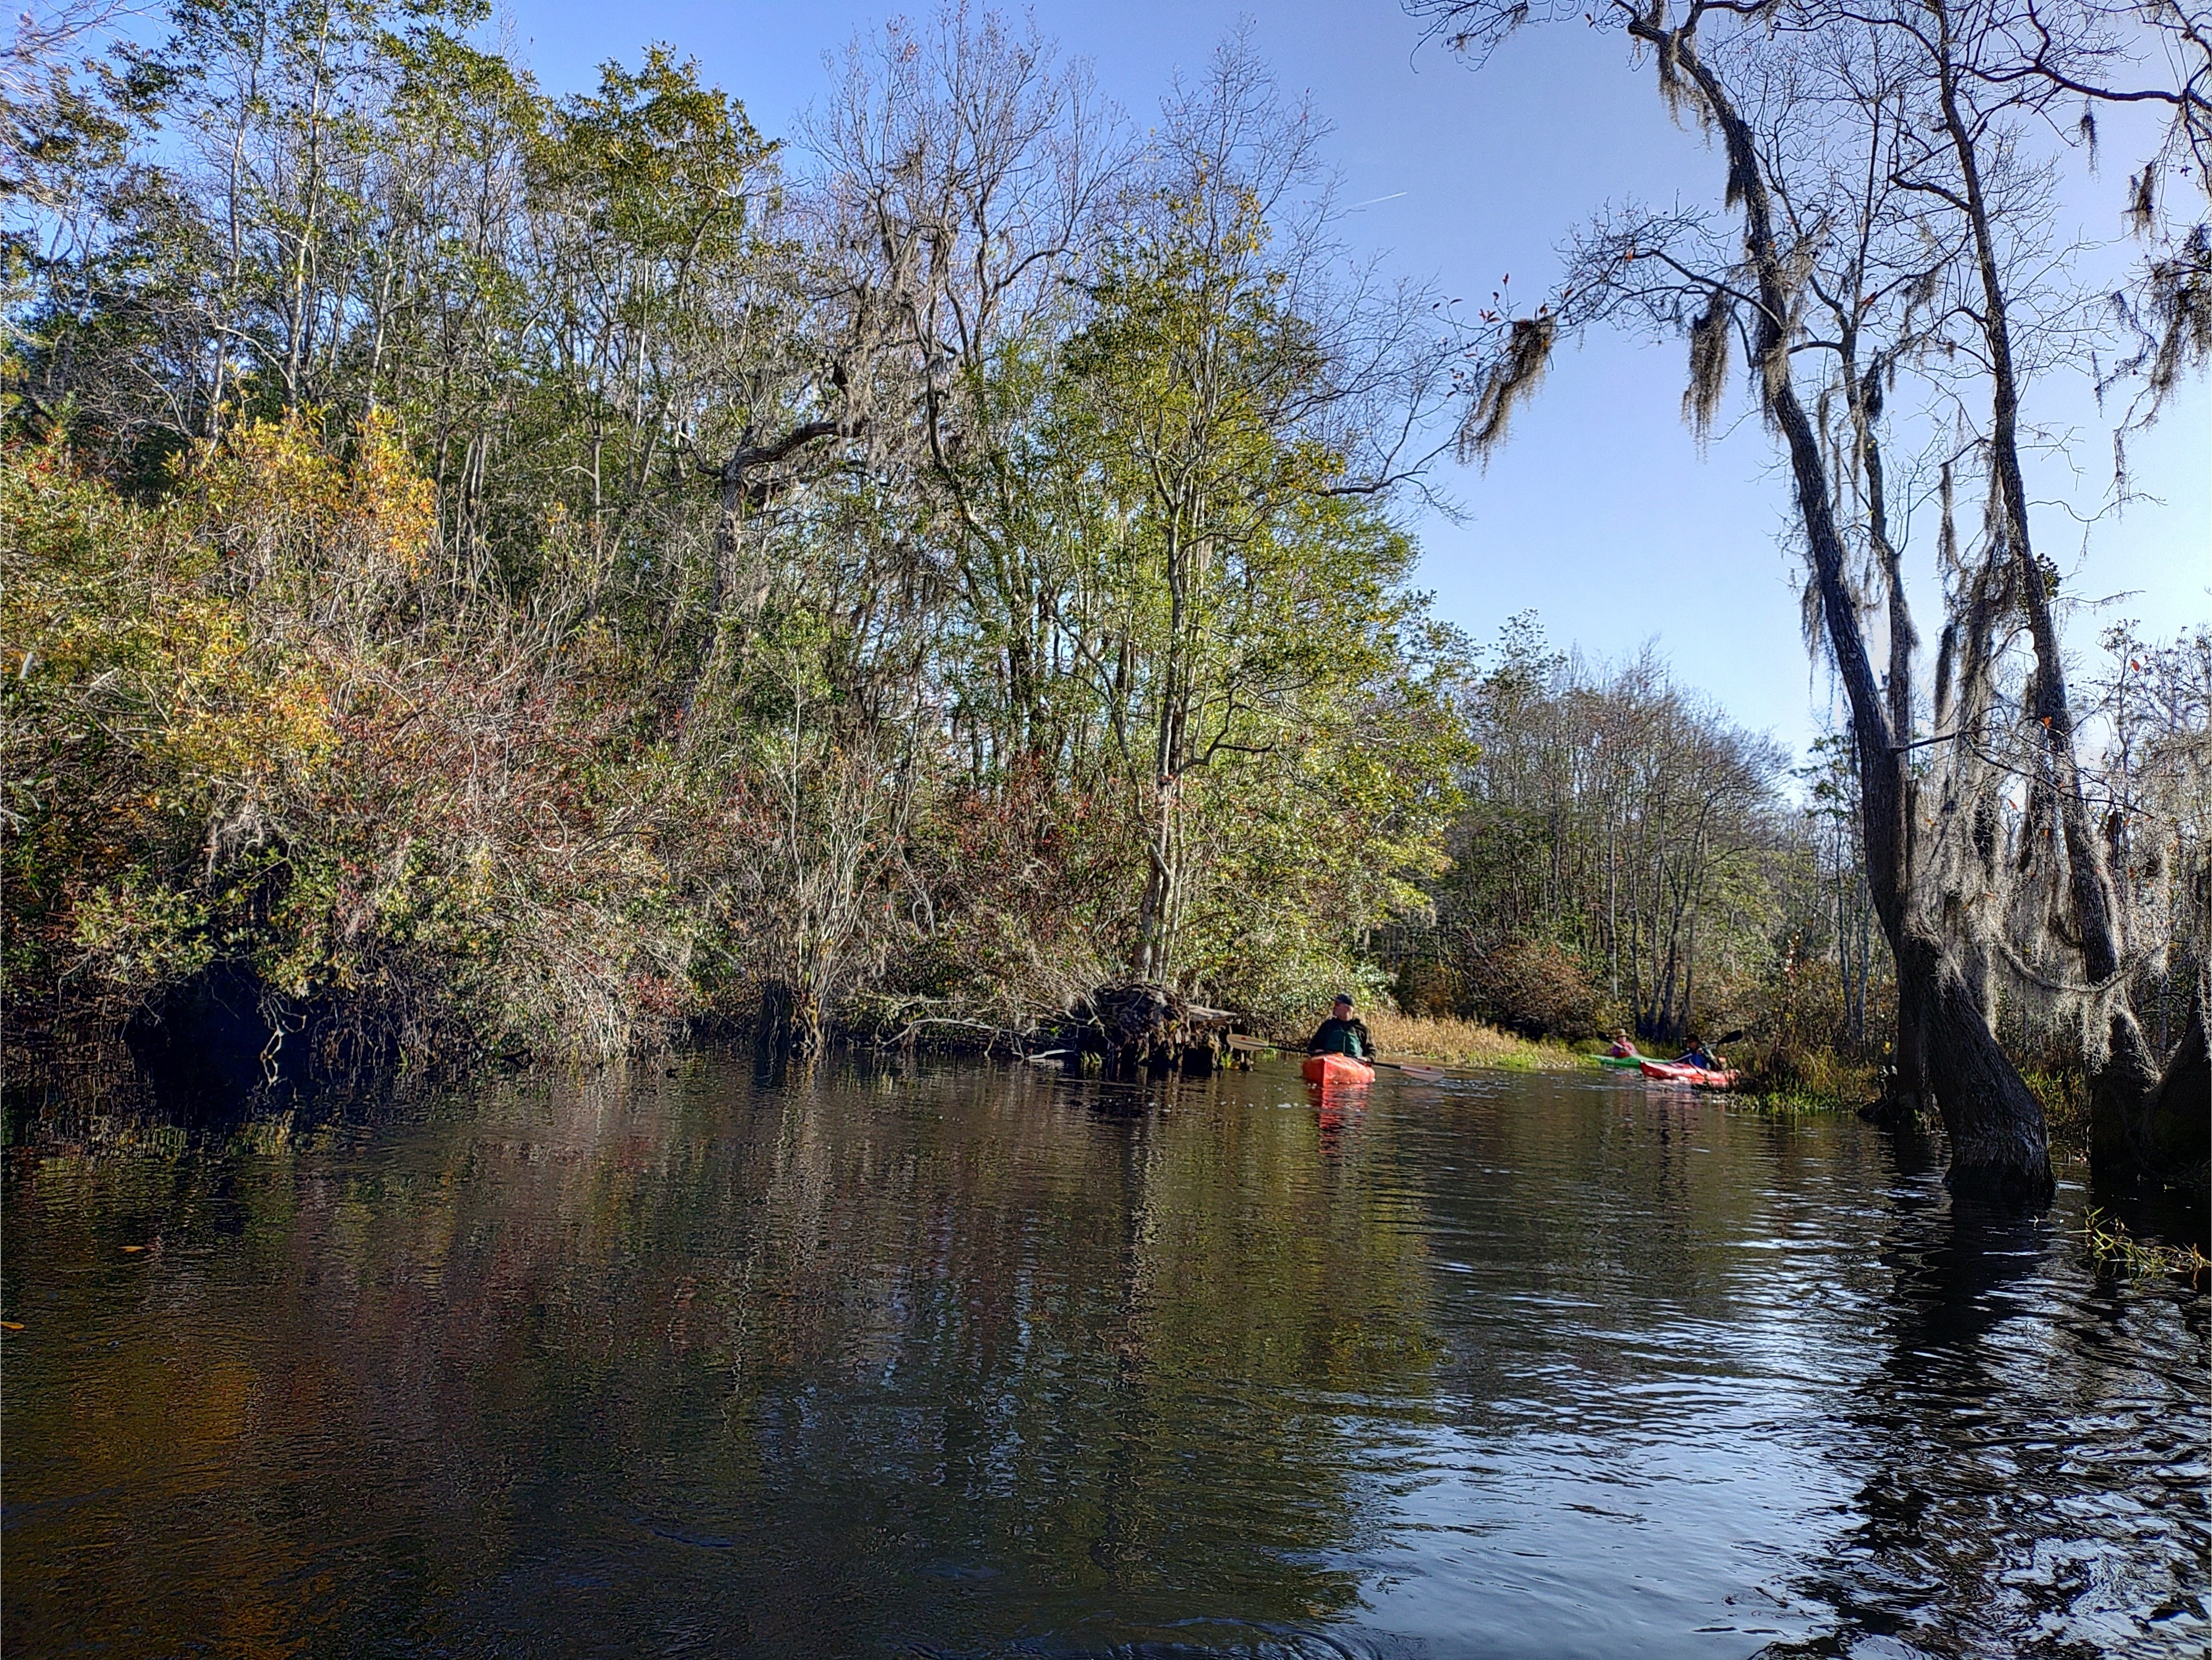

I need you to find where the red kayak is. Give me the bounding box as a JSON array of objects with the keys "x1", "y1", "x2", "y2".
[
  {"x1": 1303, "y1": 1053, "x2": 1376, "y2": 1087},
  {"x1": 1637, "y1": 1059, "x2": 1740, "y2": 1090}
]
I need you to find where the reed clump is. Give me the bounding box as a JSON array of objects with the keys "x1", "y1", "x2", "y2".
[{"x1": 1733, "y1": 1042, "x2": 1881, "y2": 1113}]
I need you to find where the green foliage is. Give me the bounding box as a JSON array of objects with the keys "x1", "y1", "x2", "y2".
[
  {"x1": 999, "y1": 172, "x2": 1464, "y2": 991},
  {"x1": 537, "y1": 46, "x2": 773, "y2": 263},
  {"x1": 4, "y1": 8, "x2": 1474, "y2": 1085}
]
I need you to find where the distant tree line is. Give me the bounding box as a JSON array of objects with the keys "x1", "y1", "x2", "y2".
[
  {"x1": 1393, "y1": 613, "x2": 2207, "y2": 1132},
  {"x1": 1382, "y1": 615, "x2": 1889, "y2": 1060}
]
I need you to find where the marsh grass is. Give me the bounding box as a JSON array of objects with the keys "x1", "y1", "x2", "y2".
[
  {"x1": 2021, "y1": 1069, "x2": 2090, "y2": 1153},
  {"x1": 1359, "y1": 1010, "x2": 1579, "y2": 1072},
  {"x1": 1731, "y1": 1044, "x2": 1880, "y2": 1114}
]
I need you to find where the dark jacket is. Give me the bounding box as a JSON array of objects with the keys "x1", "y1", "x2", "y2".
[{"x1": 1308, "y1": 1016, "x2": 1370, "y2": 1058}]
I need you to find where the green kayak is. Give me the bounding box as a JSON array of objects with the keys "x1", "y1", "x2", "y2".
[{"x1": 1592, "y1": 1054, "x2": 1645, "y2": 1069}]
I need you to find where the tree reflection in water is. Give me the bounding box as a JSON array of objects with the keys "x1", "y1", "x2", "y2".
[
  {"x1": 3, "y1": 1057, "x2": 1435, "y2": 1655},
  {"x1": 1752, "y1": 1142, "x2": 2209, "y2": 1660},
  {"x1": 2, "y1": 1058, "x2": 2202, "y2": 1659}
]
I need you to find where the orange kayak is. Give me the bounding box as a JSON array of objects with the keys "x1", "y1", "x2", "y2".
[
  {"x1": 1637, "y1": 1059, "x2": 1740, "y2": 1090},
  {"x1": 1303, "y1": 1053, "x2": 1376, "y2": 1086}
]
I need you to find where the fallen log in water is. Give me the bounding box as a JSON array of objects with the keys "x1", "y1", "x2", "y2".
[{"x1": 1048, "y1": 981, "x2": 1237, "y2": 1079}]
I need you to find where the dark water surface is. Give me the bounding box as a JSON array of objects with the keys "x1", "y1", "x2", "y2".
[{"x1": 4, "y1": 1056, "x2": 2205, "y2": 1659}]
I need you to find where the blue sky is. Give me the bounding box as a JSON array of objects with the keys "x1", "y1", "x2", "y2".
[{"x1": 503, "y1": 0, "x2": 2209, "y2": 763}]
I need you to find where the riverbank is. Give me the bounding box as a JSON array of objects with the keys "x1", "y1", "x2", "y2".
[{"x1": 1565, "y1": 1039, "x2": 1884, "y2": 1116}]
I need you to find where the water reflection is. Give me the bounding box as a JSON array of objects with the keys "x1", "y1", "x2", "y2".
[
  {"x1": 1752, "y1": 1190, "x2": 2209, "y2": 1660},
  {"x1": 2, "y1": 1056, "x2": 2204, "y2": 1659},
  {"x1": 5, "y1": 1061, "x2": 1436, "y2": 1654}
]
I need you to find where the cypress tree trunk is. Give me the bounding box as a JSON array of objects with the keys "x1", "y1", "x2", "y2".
[
  {"x1": 1903, "y1": 929, "x2": 2053, "y2": 1205},
  {"x1": 2094, "y1": 995, "x2": 2211, "y2": 1198},
  {"x1": 1652, "y1": 17, "x2": 2055, "y2": 1202},
  {"x1": 1919, "y1": 3, "x2": 2200, "y2": 1196},
  {"x1": 1866, "y1": 968, "x2": 1933, "y2": 1129}
]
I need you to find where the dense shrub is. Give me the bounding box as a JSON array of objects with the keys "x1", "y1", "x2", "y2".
[
  {"x1": 3, "y1": 426, "x2": 703, "y2": 1079},
  {"x1": 1467, "y1": 939, "x2": 1600, "y2": 1039}
]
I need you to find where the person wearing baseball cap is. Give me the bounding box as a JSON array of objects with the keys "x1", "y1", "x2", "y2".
[{"x1": 1307, "y1": 994, "x2": 1370, "y2": 1060}]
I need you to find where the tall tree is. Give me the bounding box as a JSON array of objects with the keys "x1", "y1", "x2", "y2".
[{"x1": 1042, "y1": 36, "x2": 1461, "y2": 983}]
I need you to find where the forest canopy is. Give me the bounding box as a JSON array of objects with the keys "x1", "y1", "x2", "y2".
[{"x1": 3, "y1": 5, "x2": 1479, "y2": 1080}]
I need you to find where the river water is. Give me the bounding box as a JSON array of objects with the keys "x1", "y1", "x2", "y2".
[{"x1": 3, "y1": 1055, "x2": 2205, "y2": 1658}]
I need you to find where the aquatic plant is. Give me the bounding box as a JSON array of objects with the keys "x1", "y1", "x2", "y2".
[{"x1": 2080, "y1": 1207, "x2": 2211, "y2": 1287}]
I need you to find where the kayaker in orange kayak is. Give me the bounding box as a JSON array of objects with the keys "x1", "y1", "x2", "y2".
[{"x1": 1308, "y1": 994, "x2": 1371, "y2": 1060}]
